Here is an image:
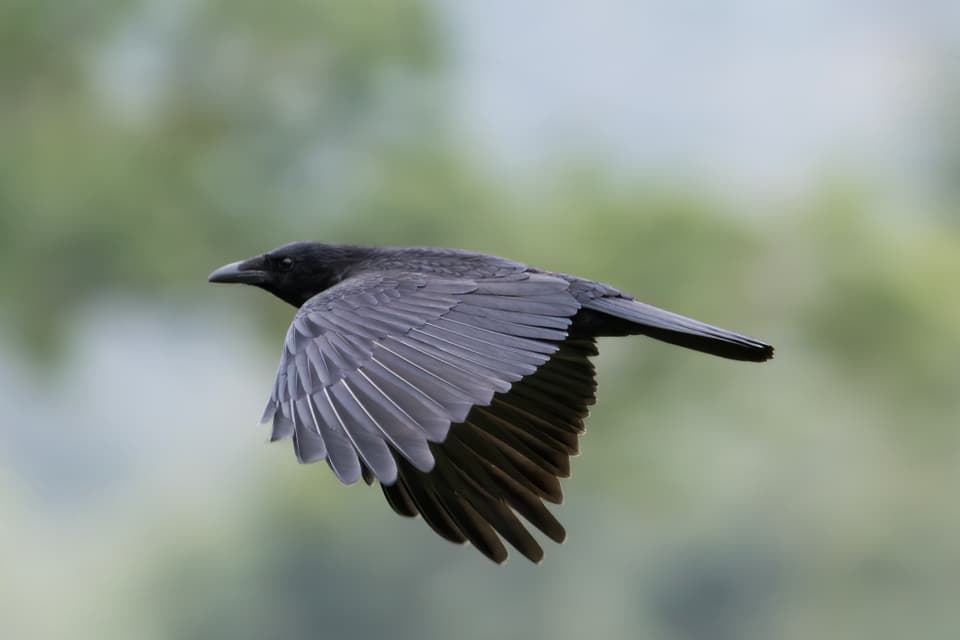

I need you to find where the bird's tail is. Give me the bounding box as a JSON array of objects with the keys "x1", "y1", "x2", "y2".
[{"x1": 582, "y1": 297, "x2": 774, "y2": 362}]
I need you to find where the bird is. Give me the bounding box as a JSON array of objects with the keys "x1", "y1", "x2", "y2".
[{"x1": 209, "y1": 241, "x2": 773, "y2": 563}]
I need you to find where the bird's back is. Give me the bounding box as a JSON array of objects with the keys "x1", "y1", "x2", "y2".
[{"x1": 348, "y1": 246, "x2": 530, "y2": 281}]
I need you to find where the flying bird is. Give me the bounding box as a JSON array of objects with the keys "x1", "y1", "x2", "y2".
[{"x1": 209, "y1": 242, "x2": 773, "y2": 563}]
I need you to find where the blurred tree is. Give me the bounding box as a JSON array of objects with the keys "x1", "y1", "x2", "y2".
[{"x1": 0, "y1": 0, "x2": 441, "y2": 358}]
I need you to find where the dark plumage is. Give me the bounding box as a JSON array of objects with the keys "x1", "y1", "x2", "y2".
[{"x1": 209, "y1": 241, "x2": 773, "y2": 563}]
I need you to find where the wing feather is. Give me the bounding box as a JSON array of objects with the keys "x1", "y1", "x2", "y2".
[
  {"x1": 406, "y1": 329, "x2": 537, "y2": 379},
  {"x1": 441, "y1": 310, "x2": 568, "y2": 342},
  {"x1": 361, "y1": 361, "x2": 452, "y2": 441},
  {"x1": 384, "y1": 335, "x2": 512, "y2": 395},
  {"x1": 343, "y1": 373, "x2": 435, "y2": 472},
  {"x1": 310, "y1": 390, "x2": 362, "y2": 484},
  {"x1": 261, "y1": 271, "x2": 580, "y2": 488},
  {"x1": 371, "y1": 344, "x2": 481, "y2": 414},
  {"x1": 420, "y1": 320, "x2": 556, "y2": 360},
  {"x1": 327, "y1": 382, "x2": 398, "y2": 484},
  {"x1": 379, "y1": 337, "x2": 598, "y2": 563},
  {"x1": 454, "y1": 302, "x2": 571, "y2": 330},
  {"x1": 292, "y1": 397, "x2": 327, "y2": 462}
]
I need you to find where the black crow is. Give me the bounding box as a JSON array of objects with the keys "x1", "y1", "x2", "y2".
[{"x1": 209, "y1": 242, "x2": 773, "y2": 563}]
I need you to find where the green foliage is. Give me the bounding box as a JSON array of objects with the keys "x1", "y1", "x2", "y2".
[{"x1": 1, "y1": 0, "x2": 439, "y2": 357}]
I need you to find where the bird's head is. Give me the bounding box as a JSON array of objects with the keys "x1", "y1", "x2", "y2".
[{"x1": 208, "y1": 241, "x2": 367, "y2": 307}]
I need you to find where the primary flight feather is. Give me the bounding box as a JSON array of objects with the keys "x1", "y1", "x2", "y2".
[{"x1": 209, "y1": 242, "x2": 773, "y2": 563}]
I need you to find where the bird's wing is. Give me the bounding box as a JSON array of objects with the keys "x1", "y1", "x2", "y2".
[
  {"x1": 261, "y1": 271, "x2": 581, "y2": 485},
  {"x1": 380, "y1": 335, "x2": 598, "y2": 563}
]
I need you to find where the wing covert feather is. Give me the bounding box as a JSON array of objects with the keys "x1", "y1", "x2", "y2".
[{"x1": 261, "y1": 271, "x2": 579, "y2": 486}]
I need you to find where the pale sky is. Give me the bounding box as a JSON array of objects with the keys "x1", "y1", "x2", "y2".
[{"x1": 440, "y1": 0, "x2": 957, "y2": 196}]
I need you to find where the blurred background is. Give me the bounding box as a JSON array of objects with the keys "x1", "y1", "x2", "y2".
[{"x1": 2, "y1": 1, "x2": 959, "y2": 638}]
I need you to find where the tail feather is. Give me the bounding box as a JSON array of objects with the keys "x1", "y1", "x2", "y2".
[{"x1": 583, "y1": 297, "x2": 774, "y2": 362}]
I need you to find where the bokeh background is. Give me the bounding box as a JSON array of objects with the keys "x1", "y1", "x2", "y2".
[{"x1": 2, "y1": 1, "x2": 959, "y2": 639}]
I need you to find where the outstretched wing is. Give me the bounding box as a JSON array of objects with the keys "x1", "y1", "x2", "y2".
[{"x1": 261, "y1": 271, "x2": 581, "y2": 486}]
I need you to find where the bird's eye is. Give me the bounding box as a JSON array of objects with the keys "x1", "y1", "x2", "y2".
[{"x1": 278, "y1": 257, "x2": 295, "y2": 271}]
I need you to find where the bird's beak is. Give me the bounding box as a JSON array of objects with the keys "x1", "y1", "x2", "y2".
[{"x1": 208, "y1": 256, "x2": 268, "y2": 285}]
